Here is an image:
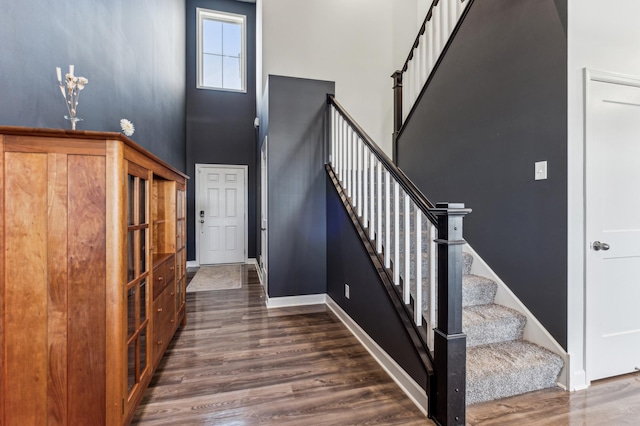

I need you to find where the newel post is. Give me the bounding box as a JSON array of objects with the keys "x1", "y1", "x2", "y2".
[
  {"x1": 431, "y1": 202, "x2": 471, "y2": 426},
  {"x1": 391, "y1": 70, "x2": 403, "y2": 164}
]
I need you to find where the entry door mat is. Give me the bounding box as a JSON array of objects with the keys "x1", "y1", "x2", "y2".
[{"x1": 187, "y1": 264, "x2": 242, "y2": 292}]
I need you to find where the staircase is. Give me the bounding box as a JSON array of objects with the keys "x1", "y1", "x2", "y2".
[
  {"x1": 396, "y1": 199, "x2": 564, "y2": 404},
  {"x1": 328, "y1": 95, "x2": 565, "y2": 424}
]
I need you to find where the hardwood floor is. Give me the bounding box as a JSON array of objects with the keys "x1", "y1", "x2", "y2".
[
  {"x1": 132, "y1": 265, "x2": 430, "y2": 425},
  {"x1": 467, "y1": 372, "x2": 640, "y2": 425},
  {"x1": 134, "y1": 264, "x2": 640, "y2": 425}
]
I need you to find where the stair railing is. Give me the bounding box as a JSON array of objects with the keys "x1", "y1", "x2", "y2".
[
  {"x1": 328, "y1": 94, "x2": 470, "y2": 425},
  {"x1": 392, "y1": 0, "x2": 475, "y2": 159}
]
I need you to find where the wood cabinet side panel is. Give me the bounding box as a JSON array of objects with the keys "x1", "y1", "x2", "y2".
[
  {"x1": 4, "y1": 152, "x2": 49, "y2": 424},
  {"x1": 0, "y1": 135, "x2": 4, "y2": 424},
  {"x1": 67, "y1": 155, "x2": 107, "y2": 425},
  {"x1": 105, "y1": 142, "x2": 126, "y2": 425},
  {"x1": 47, "y1": 154, "x2": 69, "y2": 425}
]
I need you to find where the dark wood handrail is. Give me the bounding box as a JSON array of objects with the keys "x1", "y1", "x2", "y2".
[
  {"x1": 400, "y1": 0, "x2": 441, "y2": 73},
  {"x1": 327, "y1": 94, "x2": 441, "y2": 224}
]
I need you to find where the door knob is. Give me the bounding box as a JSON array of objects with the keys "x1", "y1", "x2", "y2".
[{"x1": 592, "y1": 241, "x2": 610, "y2": 251}]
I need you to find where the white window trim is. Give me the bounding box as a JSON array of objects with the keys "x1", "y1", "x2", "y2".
[{"x1": 196, "y1": 8, "x2": 247, "y2": 93}]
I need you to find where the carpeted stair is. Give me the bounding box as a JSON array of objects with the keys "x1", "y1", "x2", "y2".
[
  {"x1": 364, "y1": 176, "x2": 564, "y2": 405},
  {"x1": 461, "y1": 253, "x2": 563, "y2": 404}
]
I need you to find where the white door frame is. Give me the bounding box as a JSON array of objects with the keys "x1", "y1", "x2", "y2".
[
  {"x1": 194, "y1": 163, "x2": 248, "y2": 266},
  {"x1": 583, "y1": 69, "x2": 640, "y2": 383},
  {"x1": 260, "y1": 137, "x2": 268, "y2": 291}
]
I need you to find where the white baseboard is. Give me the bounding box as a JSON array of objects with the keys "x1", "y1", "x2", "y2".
[
  {"x1": 265, "y1": 293, "x2": 327, "y2": 308},
  {"x1": 188, "y1": 259, "x2": 257, "y2": 269},
  {"x1": 326, "y1": 296, "x2": 428, "y2": 417}
]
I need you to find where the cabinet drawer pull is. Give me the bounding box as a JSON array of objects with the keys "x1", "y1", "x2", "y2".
[
  {"x1": 157, "y1": 307, "x2": 163, "y2": 312},
  {"x1": 158, "y1": 276, "x2": 164, "y2": 281},
  {"x1": 169, "y1": 266, "x2": 175, "y2": 271},
  {"x1": 170, "y1": 319, "x2": 175, "y2": 323},
  {"x1": 157, "y1": 340, "x2": 163, "y2": 345},
  {"x1": 170, "y1": 292, "x2": 175, "y2": 296}
]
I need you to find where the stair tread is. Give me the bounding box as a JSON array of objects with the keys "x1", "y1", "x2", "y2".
[
  {"x1": 467, "y1": 340, "x2": 564, "y2": 405},
  {"x1": 463, "y1": 304, "x2": 526, "y2": 347}
]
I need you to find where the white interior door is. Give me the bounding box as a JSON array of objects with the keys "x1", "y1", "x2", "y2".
[
  {"x1": 260, "y1": 137, "x2": 268, "y2": 290},
  {"x1": 197, "y1": 165, "x2": 247, "y2": 265},
  {"x1": 586, "y1": 71, "x2": 640, "y2": 381}
]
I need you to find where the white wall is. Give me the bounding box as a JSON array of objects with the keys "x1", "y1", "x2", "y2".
[
  {"x1": 258, "y1": 0, "x2": 420, "y2": 155},
  {"x1": 567, "y1": 0, "x2": 640, "y2": 391}
]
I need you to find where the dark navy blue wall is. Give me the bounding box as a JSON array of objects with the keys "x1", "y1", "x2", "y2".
[
  {"x1": 0, "y1": 1, "x2": 186, "y2": 170},
  {"x1": 264, "y1": 76, "x2": 333, "y2": 298},
  {"x1": 326, "y1": 173, "x2": 428, "y2": 386},
  {"x1": 397, "y1": 0, "x2": 568, "y2": 347},
  {"x1": 185, "y1": 0, "x2": 257, "y2": 261}
]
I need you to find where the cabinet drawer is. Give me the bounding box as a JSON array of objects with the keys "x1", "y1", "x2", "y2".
[
  {"x1": 153, "y1": 256, "x2": 176, "y2": 300},
  {"x1": 153, "y1": 285, "x2": 176, "y2": 332},
  {"x1": 152, "y1": 282, "x2": 177, "y2": 366}
]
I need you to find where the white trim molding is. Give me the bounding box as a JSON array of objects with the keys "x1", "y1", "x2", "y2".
[
  {"x1": 326, "y1": 297, "x2": 428, "y2": 416},
  {"x1": 265, "y1": 294, "x2": 326, "y2": 308}
]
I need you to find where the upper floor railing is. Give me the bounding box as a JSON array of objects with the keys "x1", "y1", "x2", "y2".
[
  {"x1": 392, "y1": 0, "x2": 475, "y2": 157},
  {"x1": 327, "y1": 94, "x2": 470, "y2": 425}
]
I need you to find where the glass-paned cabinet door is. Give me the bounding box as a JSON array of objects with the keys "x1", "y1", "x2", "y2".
[
  {"x1": 125, "y1": 161, "x2": 151, "y2": 401},
  {"x1": 176, "y1": 187, "x2": 187, "y2": 315}
]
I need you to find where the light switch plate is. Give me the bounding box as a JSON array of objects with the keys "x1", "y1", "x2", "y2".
[{"x1": 535, "y1": 161, "x2": 547, "y2": 180}]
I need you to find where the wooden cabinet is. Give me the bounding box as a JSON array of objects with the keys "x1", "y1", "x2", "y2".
[{"x1": 0, "y1": 127, "x2": 188, "y2": 425}]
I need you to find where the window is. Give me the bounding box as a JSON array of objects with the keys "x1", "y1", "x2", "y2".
[{"x1": 197, "y1": 8, "x2": 246, "y2": 92}]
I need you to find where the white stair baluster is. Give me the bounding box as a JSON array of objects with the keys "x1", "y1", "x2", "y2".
[
  {"x1": 354, "y1": 133, "x2": 359, "y2": 208},
  {"x1": 456, "y1": 0, "x2": 464, "y2": 19},
  {"x1": 413, "y1": 52, "x2": 420, "y2": 104},
  {"x1": 384, "y1": 169, "x2": 391, "y2": 268},
  {"x1": 433, "y1": 5, "x2": 442, "y2": 63},
  {"x1": 336, "y1": 115, "x2": 341, "y2": 179},
  {"x1": 348, "y1": 128, "x2": 353, "y2": 198},
  {"x1": 357, "y1": 138, "x2": 363, "y2": 217},
  {"x1": 363, "y1": 145, "x2": 368, "y2": 227},
  {"x1": 339, "y1": 116, "x2": 345, "y2": 182},
  {"x1": 415, "y1": 208, "x2": 423, "y2": 325},
  {"x1": 376, "y1": 158, "x2": 382, "y2": 253},
  {"x1": 419, "y1": 33, "x2": 428, "y2": 89},
  {"x1": 439, "y1": 0, "x2": 448, "y2": 51},
  {"x1": 448, "y1": 0, "x2": 457, "y2": 36},
  {"x1": 394, "y1": 181, "x2": 400, "y2": 285},
  {"x1": 352, "y1": 129, "x2": 357, "y2": 204},
  {"x1": 406, "y1": 58, "x2": 413, "y2": 108},
  {"x1": 426, "y1": 16, "x2": 435, "y2": 77},
  {"x1": 330, "y1": 107, "x2": 334, "y2": 165},
  {"x1": 428, "y1": 221, "x2": 437, "y2": 348},
  {"x1": 403, "y1": 192, "x2": 410, "y2": 304},
  {"x1": 343, "y1": 119, "x2": 348, "y2": 186},
  {"x1": 369, "y1": 152, "x2": 375, "y2": 240}
]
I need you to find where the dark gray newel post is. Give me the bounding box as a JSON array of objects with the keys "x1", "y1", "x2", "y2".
[{"x1": 431, "y1": 202, "x2": 471, "y2": 426}]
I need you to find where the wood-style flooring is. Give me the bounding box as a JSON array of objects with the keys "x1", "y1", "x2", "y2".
[
  {"x1": 133, "y1": 265, "x2": 640, "y2": 425},
  {"x1": 467, "y1": 372, "x2": 640, "y2": 425},
  {"x1": 132, "y1": 265, "x2": 430, "y2": 425}
]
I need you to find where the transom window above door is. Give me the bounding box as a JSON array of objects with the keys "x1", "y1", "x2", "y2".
[{"x1": 196, "y1": 8, "x2": 246, "y2": 92}]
